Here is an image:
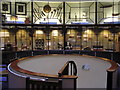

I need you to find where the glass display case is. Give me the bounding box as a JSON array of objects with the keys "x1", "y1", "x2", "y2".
[
  {"x1": 49, "y1": 30, "x2": 64, "y2": 50},
  {"x1": 2, "y1": 2, "x2": 32, "y2": 24},
  {"x1": 2, "y1": 1, "x2": 120, "y2": 25},
  {"x1": 0, "y1": 29, "x2": 12, "y2": 51},
  {"x1": 97, "y1": 2, "x2": 120, "y2": 24},
  {"x1": 97, "y1": 29, "x2": 114, "y2": 51},
  {"x1": 33, "y1": 2, "x2": 63, "y2": 24},
  {"x1": 16, "y1": 29, "x2": 31, "y2": 51},
  {"x1": 1, "y1": 1, "x2": 120, "y2": 52},
  {"x1": 115, "y1": 26, "x2": 120, "y2": 52},
  {"x1": 82, "y1": 27, "x2": 97, "y2": 51},
  {"x1": 33, "y1": 29, "x2": 46, "y2": 50},
  {"x1": 65, "y1": 2, "x2": 95, "y2": 24},
  {"x1": 66, "y1": 29, "x2": 82, "y2": 50}
]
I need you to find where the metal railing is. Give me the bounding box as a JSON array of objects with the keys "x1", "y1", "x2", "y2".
[{"x1": 58, "y1": 61, "x2": 77, "y2": 77}]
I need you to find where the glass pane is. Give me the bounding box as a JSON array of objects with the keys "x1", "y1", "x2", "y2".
[
  {"x1": 33, "y1": 30, "x2": 45, "y2": 50},
  {"x1": 97, "y1": 2, "x2": 120, "y2": 24},
  {"x1": 115, "y1": 26, "x2": 120, "y2": 52},
  {"x1": 82, "y1": 27, "x2": 96, "y2": 51},
  {"x1": 2, "y1": 2, "x2": 31, "y2": 24},
  {"x1": 65, "y1": 2, "x2": 95, "y2": 24},
  {"x1": 66, "y1": 29, "x2": 82, "y2": 50},
  {"x1": 98, "y1": 29, "x2": 114, "y2": 51},
  {"x1": 33, "y1": 2, "x2": 63, "y2": 24},
  {"x1": 49, "y1": 30, "x2": 64, "y2": 50},
  {"x1": 16, "y1": 29, "x2": 31, "y2": 51},
  {"x1": 0, "y1": 29, "x2": 12, "y2": 51}
]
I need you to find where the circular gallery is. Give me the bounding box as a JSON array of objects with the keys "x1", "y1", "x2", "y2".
[{"x1": 8, "y1": 54, "x2": 118, "y2": 89}]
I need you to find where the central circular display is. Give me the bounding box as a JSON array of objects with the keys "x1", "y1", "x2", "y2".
[{"x1": 9, "y1": 54, "x2": 118, "y2": 88}]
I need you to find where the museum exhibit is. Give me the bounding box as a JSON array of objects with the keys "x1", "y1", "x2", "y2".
[{"x1": 0, "y1": 0, "x2": 120, "y2": 89}]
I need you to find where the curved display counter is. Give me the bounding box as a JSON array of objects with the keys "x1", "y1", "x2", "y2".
[{"x1": 8, "y1": 54, "x2": 118, "y2": 89}]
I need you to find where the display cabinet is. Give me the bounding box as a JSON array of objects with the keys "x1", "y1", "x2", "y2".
[
  {"x1": 1, "y1": 1, "x2": 120, "y2": 52},
  {"x1": 65, "y1": 2, "x2": 95, "y2": 24},
  {"x1": 115, "y1": 26, "x2": 120, "y2": 52},
  {"x1": 33, "y1": 2, "x2": 63, "y2": 24},
  {"x1": 1, "y1": 1, "x2": 120, "y2": 25},
  {"x1": 82, "y1": 26, "x2": 97, "y2": 50},
  {"x1": 33, "y1": 30, "x2": 45, "y2": 50},
  {"x1": 16, "y1": 29, "x2": 31, "y2": 51},
  {"x1": 32, "y1": 25, "x2": 46, "y2": 50},
  {"x1": 2, "y1": 2, "x2": 32, "y2": 24},
  {"x1": 65, "y1": 26, "x2": 81, "y2": 50},
  {"x1": 97, "y1": 2, "x2": 120, "y2": 24},
  {"x1": 49, "y1": 29, "x2": 64, "y2": 50},
  {"x1": 47, "y1": 25, "x2": 64, "y2": 50},
  {"x1": 97, "y1": 28, "x2": 113, "y2": 51},
  {"x1": 0, "y1": 29, "x2": 13, "y2": 51}
]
